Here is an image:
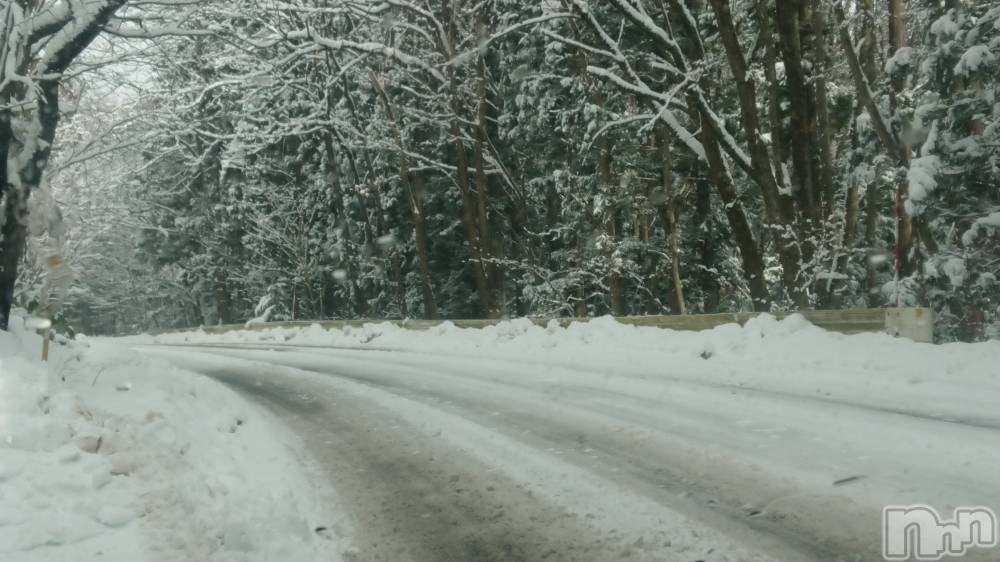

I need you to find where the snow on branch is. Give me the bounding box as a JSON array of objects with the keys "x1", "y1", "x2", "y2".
[
  {"x1": 541, "y1": 29, "x2": 622, "y2": 62},
  {"x1": 447, "y1": 12, "x2": 574, "y2": 67},
  {"x1": 302, "y1": 31, "x2": 446, "y2": 84},
  {"x1": 585, "y1": 66, "x2": 705, "y2": 160},
  {"x1": 367, "y1": 0, "x2": 450, "y2": 56},
  {"x1": 607, "y1": 0, "x2": 680, "y2": 52}
]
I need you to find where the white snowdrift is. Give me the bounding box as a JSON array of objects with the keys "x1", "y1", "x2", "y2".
[
  {"x1": 149, "y1": 313, "x2": 1000, "y2": 441},
  {"x1": 150, "y1": 315, "x2": 1000, "y2": 400},
  {"x1": 0, "y1": 317, "x2": 333, "y2": 562}
]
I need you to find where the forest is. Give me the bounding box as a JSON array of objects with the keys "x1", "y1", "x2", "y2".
[{"x1": 1, "y1": 0, "x2": 998, "y2": 340}]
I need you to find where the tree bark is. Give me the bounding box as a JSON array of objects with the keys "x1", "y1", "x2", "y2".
[
  {"x1": 839, "y1": 0, "x2": 875, "y2": 296},
  {"x1": 706, "y1": 0, "x2": 802, "y2": 306},
  {"x1": 370, "y1": 74, "x2": 438, "y2": 319},
  {"x1": 659, "y1": 127, "x2": 686, "y2": 315},
  {"x1": 650, "y1": 0, "x2": 772, "y2": 309},
  {"x1": 1, "y1": 80, "x2": 61, "y2": 329},
  {"x1": 324, "y1": 53, "x2": 368, "y2": 318},
  {"x1": 0, "y1": 195, "x2": 27, "y2": 330},
  {"x1": 0, "y1": 88, "x2": 14, "y2": 330},
  {"x1": 694, "y1": 176, "x2": 720, "y2": 313},
  {"x1": 806, "y1": 0, "x2": 837, "y2": 306},
  {"x1": 408, "y1": 171, "x2": 439, "y2": 319},
  {"x1": 598, "y1": 137, "x2": 626, "y2": 316},
  {"x1": 323, "y1": 135, "x2": 364, "y2": 317},
  {"x1": 887, "y1": 0, "x2": 915, "y2": 278},
  {"x1": 698, "y1": 111, "x2": 771, "y2": 311},
  {"x1": 452, "y1": 116, "x2": 498, "y2": 318},
  {"x1": 441, "y1": 0, "x2": 498, "y2": 319},
  {"x1": 810, "y1": 0, "x2": 835, "y2": 220},
  {"x1": 473, "y1": 28, "x2": 501, "y2": 317},
  {"x1": 860, "y1": 0, "x2": 881, "y2": 306},
  {"x1": 754, "y1": 0, "x2": 790, "y2": 194},
  {"x1": 774, "y1": 0, "x2": 821, "y2": 222}
]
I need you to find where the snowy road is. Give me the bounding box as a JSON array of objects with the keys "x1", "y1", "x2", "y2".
[{"x1": 140, "y1": 333, "x2": 1000, "y2": 562}]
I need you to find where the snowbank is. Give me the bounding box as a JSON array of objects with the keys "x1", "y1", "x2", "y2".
[
  {"x1": 0, "y1": 317, "x2": 334, "y2": 562},
  {"x1": 149, "y1": 314, "x2": 1000, "y2": 428}
]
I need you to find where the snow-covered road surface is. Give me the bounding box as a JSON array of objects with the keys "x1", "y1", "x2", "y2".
[{"x1": 138, "y1": 318, "x2": 1000, "y2": 562}]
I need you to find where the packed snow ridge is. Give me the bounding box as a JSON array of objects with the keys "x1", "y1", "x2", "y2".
[{"x1": 0, "y1": 317, "x2": 334, "y2": 562}]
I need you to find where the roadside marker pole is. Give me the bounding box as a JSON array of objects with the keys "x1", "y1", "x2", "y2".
[
  {"x1": 41, "y1": 328, "x2": 50, "y2": 362},
  {"x1": 41, "y1": 253, "x2": 64, "y2": 363}
]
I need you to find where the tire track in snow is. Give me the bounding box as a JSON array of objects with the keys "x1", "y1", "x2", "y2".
[
  {"x1": 143, "y1": 343, "x2": 1000, "y2": 562},
  {"x1": 143, "y1": 345, "x2": 875, "y2": 561},
  {"x1": 196, "y1": 347, "x2": 878, "y2": 562},
  {"x1": 174, "y1": 361, "x2": 661, "y2": 562},
  {"x1": 150, "y1": 342, "x2": 1000, "y2": 431}
]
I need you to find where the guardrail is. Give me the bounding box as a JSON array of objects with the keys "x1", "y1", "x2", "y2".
[{"x1": 176, "y1": 308, "x2": 934, "y2": 343}]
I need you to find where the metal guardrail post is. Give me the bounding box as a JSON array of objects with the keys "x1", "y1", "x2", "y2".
[{"x1": 884, "y1": 308, "x2": 935, "y2": 343}]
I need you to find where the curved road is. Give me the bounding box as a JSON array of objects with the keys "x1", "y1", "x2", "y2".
[{"x1": 141, "y1": 343, "x2": 1000, "y2": 562}]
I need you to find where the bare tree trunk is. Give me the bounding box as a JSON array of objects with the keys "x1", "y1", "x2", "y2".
[
  {"x1": 658, "y1": 127, "x2": 686, "y2": 314},
  {"x1": 598, "y1": 137, "x2": 626, "y2": 316},
  {"x1": 214, "y1": 275, "x2": 233, "y2": 324},
  {"x1": 755, "y1": 0, "x2": 789, "y2": 192},
  {"x1": 563, "y1": 21, "x2": 625, "y2": 317},
  {"x1": 839, "y1": 0, "x2": 876, "y2": 294},
  {"x1": 700, "y1": 116, "x2": 771, "y2": 311},
  {"x1": 887, "y1": 0, "x2": 915, "y2": 278},
  {"x1": 439, "y1": 1, "x2": 498, "y2": 319},
  {"x1": 330, "y1": 54, "x2": 385, "y2": 259},
  {"x1": 0, "y1": 93, "x2": 15, "y2": 330},
  {"x1": 0, "y1": 195, "x2": 27, "y2": 330},
  {"x1": 0, "y1": 85, "x2": 11, "y2": 330},
  {"x1": 1, "y1": 82, "x2": 61, "y2": 329},
  {"x1": 617, "y1": 0, "x2": 774, "y2": 310},
  {"x1": 453, "y1": 116, "x2": 498, "y2": 318},
  {"x1": 371, "y1": 74, "x2": 438, "y2": 319},
  {"x1": 507, "y1": 194, "x2": 530, "y2": 316},
  {"x1": 409, "y1": 171, "x2": 438, "y2": 319},
  {"x1": 473, "y1": 32, "x2": 501, "y2": 317},
  {"x1": 841, "y1": 164, "x2": 861, "y2": 278},
  {"x1": 707, "y1": 0, "x2": 803, "y2": 307},
  {"x1": 864, "y1": 176, "x2": 881, "y2": 306},
  {"x1": 392, "y1": 252, "x2": 407, "y2": 318},
  {"x1": 859, "y1": 0, "x2": 887, "y2": 304},
  {"x1": 669, "y1": 213, "x2": 686, "y2": 315},
  {"x1": 775, "y1": 0, "x2": 821, "y2": 222},
  {"x1": 811, "y1": 0, "x2": 835, "y2": 220},
  {"x1": 694, "y1": 177, "x2": 720, "y2": 313},
  {"x1": 322, "y1": 135, "x2": 367, "y2": 317},
  {"x1": 324, "y1": 52, "x2": 373, "y2": 316}
]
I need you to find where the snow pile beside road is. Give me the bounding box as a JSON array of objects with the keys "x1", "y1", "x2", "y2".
[
  {"x1": 152, "y1": 314, "x2": 1000, "y2": 424},
  {"x1": 0, "y1": 318, "x2": 332, "y2": 562}
]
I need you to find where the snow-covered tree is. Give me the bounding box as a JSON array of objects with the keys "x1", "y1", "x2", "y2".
[{"x1": 21, "y1": 0, "x2": 999, "y2": 341}]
